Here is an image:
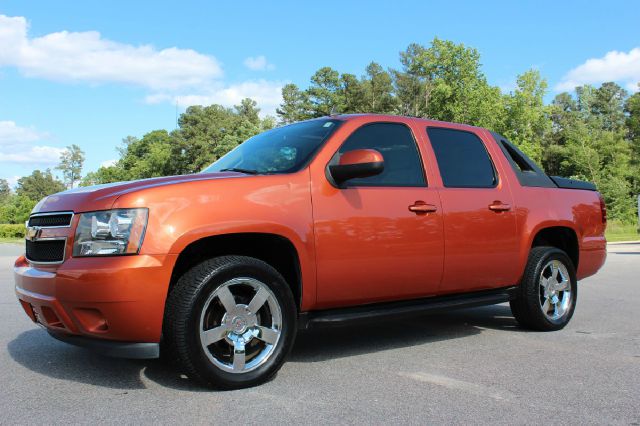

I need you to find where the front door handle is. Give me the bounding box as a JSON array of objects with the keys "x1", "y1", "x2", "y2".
[
  {"x1": 488, "y1": 201, "x2": 511, "y2": 212},
  {"x1": 408, "y1": 201, "x2": 437, "y2": 214}
]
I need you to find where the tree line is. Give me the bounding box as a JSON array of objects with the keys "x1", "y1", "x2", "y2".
[
  {"x1": 0, "y1": 145, "x2": 84, "y2": 224},
  {"x1": 1, "y1": 37, "x2": 639, "y2": 225},
  {"x1": 275, "y1": 39, "x2": 640, "y2": 223}
]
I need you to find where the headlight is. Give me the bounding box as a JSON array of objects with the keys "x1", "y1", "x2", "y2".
[{"x1": 73, "y1": 209, "x2": 148, "y2": 256}]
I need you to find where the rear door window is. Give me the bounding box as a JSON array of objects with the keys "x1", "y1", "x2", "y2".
[{"x1": 427, "y1": 128, "x2": 497, "y2": 188}]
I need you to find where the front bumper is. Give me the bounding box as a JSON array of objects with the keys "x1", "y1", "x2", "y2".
[{"x1": 14, "y1": 253, "x2": 177, "y2": 346}]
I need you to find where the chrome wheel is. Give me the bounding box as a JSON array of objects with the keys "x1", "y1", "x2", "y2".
[
  {"x1": 539, "y1": 259, "x2": 572, "y2": 321},
  {"x1": 199, "y1": 277, "x2": 282, "y2": 374}
]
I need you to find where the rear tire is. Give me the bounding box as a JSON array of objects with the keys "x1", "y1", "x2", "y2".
[
  {"x1": 163, "y1": 255, "x2": 297, "y2": 389},
  {"x1": 510, "y1": 246, "x2": 577, "y2": 331}
]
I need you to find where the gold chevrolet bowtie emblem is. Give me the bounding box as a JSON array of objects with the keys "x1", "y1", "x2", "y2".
[{"x1": 26, "y1": 226, "x2": 43, "y2": 241}]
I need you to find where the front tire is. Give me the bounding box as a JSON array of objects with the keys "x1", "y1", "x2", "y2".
[
  {"x1": 163, "y1": 256, "x2": 297, "y2": 389},
  {"x1": 510, "y1": 246, "x2": 577, "y2": 331}
]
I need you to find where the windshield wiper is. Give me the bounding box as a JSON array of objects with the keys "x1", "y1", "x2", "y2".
[{"x1": 220, "y1": 167, "x2": 260, "y2": 175}]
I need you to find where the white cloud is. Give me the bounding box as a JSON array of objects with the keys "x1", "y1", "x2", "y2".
[
  {"x1": 0, "y1": 120, "x2": 47, "y2": 148},
  {"x1": 101, "y1": 159, "x2": 117, "y2": 168},
  {"x1": 243, "y1": 55, "x2": 275, "y2": 71},
  {"x1": 145, "y1": 80, "x2": 285, "y2": 116},
  {"x1": 1, "y1": 145, "x2": 64, "y2": 164},
  {"x1": 0, "y1": 121, "x2": 62, "y2": 166},
  {"x1": 0, "y1": 15, "x2": 286, "y2": 114},
  {"x1": 4, "y1": 176, "x2": 20, "y2": 189},
  {"x1": 0, "y1": 14, "x2": 222, "y2": 90},
  {"x1": 555, "y1": 47, "x2": 640, "y2": 92}
]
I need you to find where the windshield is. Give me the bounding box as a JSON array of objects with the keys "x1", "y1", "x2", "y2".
[{"x1": 203, "y1": 119, "x2": 342, "y2": 174}]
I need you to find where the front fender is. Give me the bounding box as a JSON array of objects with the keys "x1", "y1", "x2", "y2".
[{"x1": 111, "y1": 171, "x2": 317, "y2": 309}]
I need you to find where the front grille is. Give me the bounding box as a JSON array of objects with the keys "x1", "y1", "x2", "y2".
[
  {"x1": 28, "y1": 213, "x2": 73, "y2": 227},
  {"x1": 26, "y1": 239, "x2": 66, "y2": 263}
]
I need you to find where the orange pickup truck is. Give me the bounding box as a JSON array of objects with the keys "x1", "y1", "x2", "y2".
[{"x1": 14, "y1": 114, "x2": 607, "y2": 389}]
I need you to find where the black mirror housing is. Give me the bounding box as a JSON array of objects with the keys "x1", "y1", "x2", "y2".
[{"x1": 329, "y1": 161, "x2": 384, "y2": 185}]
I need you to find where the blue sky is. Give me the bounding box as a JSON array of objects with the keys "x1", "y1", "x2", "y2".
[{"x1": 1, "y1": 0, "x2": 639, "y2": 187}]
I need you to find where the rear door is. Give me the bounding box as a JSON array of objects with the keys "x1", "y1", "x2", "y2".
[{"x1": 424, "y1": 127, "x2": 520, "y2": 293}]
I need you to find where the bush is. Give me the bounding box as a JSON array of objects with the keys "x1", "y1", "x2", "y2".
[{"x1": 0, "y1": 224, "x2": 25, "y2": 239}]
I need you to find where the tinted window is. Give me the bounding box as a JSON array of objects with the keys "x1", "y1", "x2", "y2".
[
  {"x1": 427, "y1": 128, "x2": 497, "y2": 188},
  {"x1": 500, "y1": 140, "x2": 534, "y2": 172},
  {"x1": 493, "y1": 132, "x2": 556, "y2": 188},
  {"x1": 204, "y1": 119, "x2": 341, "y2": 174},
  {"x1": 336, "y1": 123, "x2": 425, "y2": 187}
]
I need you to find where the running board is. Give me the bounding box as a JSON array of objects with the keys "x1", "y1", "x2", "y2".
[{"x1": 298, "y1": 286, "x2": 517, "y2": 330}]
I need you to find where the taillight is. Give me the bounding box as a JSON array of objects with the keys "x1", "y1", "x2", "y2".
[{"x1": 598, "y1": 194, "x2": 607, "y2": 225}]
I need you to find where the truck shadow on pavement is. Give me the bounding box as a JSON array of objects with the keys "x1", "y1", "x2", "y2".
[
  {"x1": 7, "y1": 304, "x2": 522, "y2": 392},
  {"x1": 289, "y1": 304, "x2": 520, "y2": 362}
]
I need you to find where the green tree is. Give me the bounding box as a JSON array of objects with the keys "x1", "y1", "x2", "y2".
[
  {"x1": 623, "y1": 88, "x2": 640, "y2": 198},
  {"x1": 545, "y1": 85, "x2": 636, "y2": 222},
  {"x1": 307, "y1": 67, "x2": 344, "y2": 116},
  {"x1": 118, "y1": 130, "x2": 177, "y2": 179},
  {"x1": 542, "y1": 92, "x2": 579, "y2": 176},
  {"x1": 57, "y1": 144, "x2": 85, "y2": 188},
  {"x1": 0, "y1": 178, "x2": 10, "y2": 203},
  {"x1": 176, "y1": 100, "x2": 272, "y2": 172},
  {"x1": 177, "y1": 104, "x2": 244, "y2": 172},
  {"x1": 363, "y1": 62, "x2": 396, "y2": 113},
  {"x1": 393, "y1": 38, "x2": 503, "y2": 128},
  {"x1": 81, "y1": 165, "x2": 126, "y2": 186},
  {"x1": 84, "y1": 99, "x2": 274, "y2": 184},
  {"x1": 394, "y1": 43, "x2": 427, "y2": 116},
  {"x1": 625, "y1": 88, "x2": 640, "y2": 148},
  {"x1": 340, "y1": 73, "x2": 367, "y2": 114},
  {"x1": 214, "y1": 105, "x2": 275, "y2": 160},
  {"x1": 235, "y1": 98, "x2": 261, "y2": 125},
  {"x1": 276, "y1": 84, "x2": 311, "y2": 124},
  {"x1": 592, "y1": 82, "x2": 628, "y2": 132},
  {"x1": 570, "y1": 127, "x2": 634, "y2": 222},
  {"x1": 16, "y1": 169, "x2": 66, "y2": 201},
  {"x1": 499, "y1": 70, "x2": 550, "y2": 162},
  {"x1": 213, "y1": 122, "x2": 254, "y2": 159}
]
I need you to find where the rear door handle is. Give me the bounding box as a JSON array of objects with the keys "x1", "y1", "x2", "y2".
[
  {"x1": 408, "y1": 201, "x2": 437, "y2": 214},
  {"x1": 488, "y1": 201, "x2": 511, "y2": 212}
]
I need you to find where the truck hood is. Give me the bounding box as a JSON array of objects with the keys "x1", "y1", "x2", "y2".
[{"x1": 32, "y1": 172, "x2": 244, "y2": 214}]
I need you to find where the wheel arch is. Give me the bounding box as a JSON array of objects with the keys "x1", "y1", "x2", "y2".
[
  {"x1": 530, "y1": 225, "x2": 580, "y2": 270},
  {"x1": 168, "y1": 232, "x2": 303, "y2": 311}
]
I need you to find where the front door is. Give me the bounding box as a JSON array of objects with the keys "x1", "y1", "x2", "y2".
[{"x1": 311, "y1": 122, "x2": 444, "y2": 309}]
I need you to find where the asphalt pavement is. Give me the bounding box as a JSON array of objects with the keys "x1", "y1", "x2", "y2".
[{"x1": 0, "y1": 242, "x2": 638, "y2": 424}]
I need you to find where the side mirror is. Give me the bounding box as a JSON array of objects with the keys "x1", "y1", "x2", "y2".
[{"x1": 328, "y1": 149, "x2": 384, "y2": 185}]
